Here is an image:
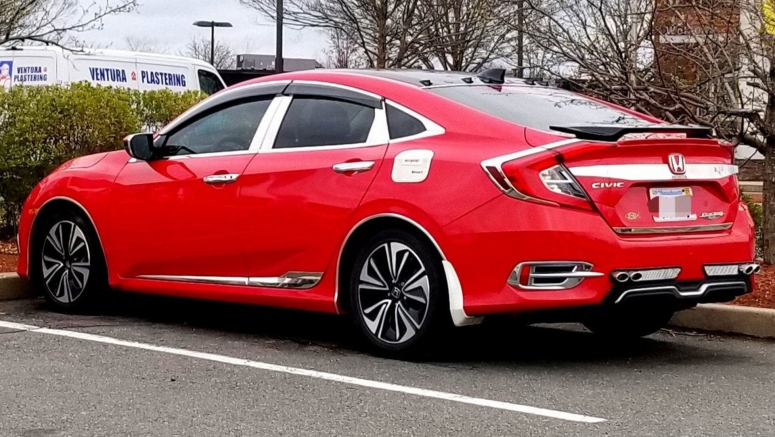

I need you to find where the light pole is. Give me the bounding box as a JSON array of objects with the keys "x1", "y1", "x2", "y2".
[
  {"x1": 193, "y1": 21, "x2": 233, "y2": 67},
  {"x1": 276, "y1": 0, "x2": 283, "y2": 73}
]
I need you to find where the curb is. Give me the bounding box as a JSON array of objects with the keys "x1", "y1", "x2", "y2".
[
  {"x1": 669, "y1": 304, "x2": 775, "y2": 339},
  {"x1": 0, "y1": 273, "x2": 33, "y2": 301}
]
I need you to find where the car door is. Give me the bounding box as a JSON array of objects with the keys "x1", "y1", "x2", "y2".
[
  {"x1": 238, "y1": 82, "x2": 389, "y2": 285},
  {"x1": 111, "y1": 94, "x2": 279, "y2": 281}
]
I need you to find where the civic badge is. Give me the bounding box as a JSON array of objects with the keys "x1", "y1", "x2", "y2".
[
  {"x1": 700, "y1": 211, "x2": 724, "y2": 220},
  {"x1": 626, "y1": 212, "x2": 640, "y2": 220},
  {"x1": 668, "y1": 154, "x2": 686, "y2": 175}
]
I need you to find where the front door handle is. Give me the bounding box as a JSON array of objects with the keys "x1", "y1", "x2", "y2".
[
  {"x1": 203, "y1": 174, "x2": 239, "y2": 185},
  {"x1": 333, "y1": 161, "x2": 375, "y2": 174}
]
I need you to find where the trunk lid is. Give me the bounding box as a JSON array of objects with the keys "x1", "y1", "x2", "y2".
[{"x1": 563, "y1": 136, "x2": 739, "y2": 233}]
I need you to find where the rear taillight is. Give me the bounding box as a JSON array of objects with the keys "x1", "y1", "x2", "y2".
[
  {"x1": 539, "y1": 165, "x2": 587, "y2": 199},
  {"x1": 481, "y1": 143, "x2": 607, "y2": 211}
]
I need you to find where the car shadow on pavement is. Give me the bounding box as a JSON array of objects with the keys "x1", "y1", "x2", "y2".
[{"x1": 4, "y1": 293, "x2": 751, "y2": 369}]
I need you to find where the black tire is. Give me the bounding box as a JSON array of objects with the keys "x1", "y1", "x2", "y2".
[
  {"x1": 349, "y1": 230, "x2": 451, "y2": 358},
  {"x1": 583, "y1": 306, "x2": 675, "y2": 340},
  {"x1": 31, "y1": 209, "x2": 108, "y2": 312}
]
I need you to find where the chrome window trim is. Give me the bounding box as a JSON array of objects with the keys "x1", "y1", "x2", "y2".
[
  {"x1": 129, "y1": 95, "x2": 288, "y2": 163},
  {"x1": 568, "y1": 163, "x2": 739, "y2": 181},
  {"x1": 257, "y1": 95, "x2": 293, "y2": 151},
  {"x1": 259, "y1": 88, "x2": 389, "y2": 154},
  {"x1": 136, "y1": 272, "x2": 323, "y2": 289},
  {"x1": 613, "y1": 223, "x2": 733, "y2": 234},
  {"x1": 248, "y1": 95, "x2": 286, "y2": 151},
  {"x1": 158, "y1": 80, "x2": 291, "y2": 136},
  {"x1": 152, "y1": 150, "x2": 256, "y2": 162},
  {"x1": 614, "y1": 281, "x2": 747, "y2": 304},
  {"x1": 384, "y1": 100, "x2": 446, "y2": 144}
]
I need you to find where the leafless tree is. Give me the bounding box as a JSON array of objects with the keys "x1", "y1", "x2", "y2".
[
  {"x1": 124, "y1": 36, "x2": 162, "y2": 53},
  {"x1": 521, "y1": 0, "x2": 775, "y2": 262},
  {"x1": 323, "y1": 28, "x2": 365, "y2": 68},
  {"x1": 182, "y1": 37, "x2": 236, "y2": 69},
  {"x1": 240, "y1": 0, "x2": 431, "y2": 68},
  {"x1": 0, "y1": 0, "x2": 137, "y2": 47},
  {"x1": 421, "y1": 0, "x2": 517, "y2": 71}
]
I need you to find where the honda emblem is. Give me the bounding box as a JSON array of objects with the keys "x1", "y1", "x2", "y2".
[{"x1": 668, "y1": 154, "x2": 686, "y2": 175}]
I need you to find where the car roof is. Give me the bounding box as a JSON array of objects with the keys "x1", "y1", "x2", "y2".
[{"x1": 328, "y1": 69, "x2": 538, "y2": 88}]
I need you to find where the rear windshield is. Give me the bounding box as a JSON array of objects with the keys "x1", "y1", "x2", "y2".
[{"x1": 428, "y1": 85, "x2": 651, "y2": 132}]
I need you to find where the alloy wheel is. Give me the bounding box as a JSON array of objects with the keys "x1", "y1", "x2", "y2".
[
  {"x1": 357, "y1": 242, "x2": 430, "y2": 344},
  {"x1": 41, "y1": 220, "x2": 91, "y2": 304}
]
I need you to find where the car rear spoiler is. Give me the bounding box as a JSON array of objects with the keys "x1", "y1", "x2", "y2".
[{"x1": 549, "y1": 125, "x2": 713, "y2": 142}]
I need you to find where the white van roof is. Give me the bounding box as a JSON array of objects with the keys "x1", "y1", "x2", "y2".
[{"x1": 3, "y1": 46, "x2": 216, "y2": 70}]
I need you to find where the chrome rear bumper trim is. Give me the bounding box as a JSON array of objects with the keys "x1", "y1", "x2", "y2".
[
  {"x1": 615, "y1": 281, "x2": 747, "y2": 304},
  {"x1": 614, "y1": 223, "x2": 733, "y2": 234}
]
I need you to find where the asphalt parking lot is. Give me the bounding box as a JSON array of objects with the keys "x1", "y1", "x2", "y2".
[{"x1": 1, "y1": 295, "x2": 774, "y2": 437}]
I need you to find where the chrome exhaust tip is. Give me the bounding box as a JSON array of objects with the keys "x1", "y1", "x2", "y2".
[
  {"x1": 754, "y1": 264, "x2": 762, "y2": 274},
  {"x1": 613, "y1": 272, "x2": 630, "y2": 283},
  {"x1": 739, "y1": 264, "x2": 759, "y2": 275},
  {"x1": 630, "y1": 272, "x2": 643, "y2": 282}
]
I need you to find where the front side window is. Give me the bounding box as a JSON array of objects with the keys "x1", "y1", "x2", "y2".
[
  {"x1": 428, "y1": 86, "x2": 652, "y2": 132},
  {"x1": 166, "y1": 99, "x2": 271, "y2": 155},
  {"x1": 198, "y1": 70, "x2": 225, "y2": 95},
  {"x1": 274, "y1": 97, "x2": 375, "y2": 149}
]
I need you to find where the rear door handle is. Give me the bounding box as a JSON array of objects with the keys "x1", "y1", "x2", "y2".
[
  {"x1": 333, "y1": 161, "x2": 375, "y2": 174},
  {"x1": 203, "y1": 174, "x2": 239, "y2": 185}
]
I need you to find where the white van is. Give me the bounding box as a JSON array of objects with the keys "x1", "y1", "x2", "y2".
[{"x1": 0, "y1": 46, "x2": 227, "y2": 95}]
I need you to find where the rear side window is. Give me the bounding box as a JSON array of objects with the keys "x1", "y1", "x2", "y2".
[
  {"x1": 198, "y1": 70, "x2": 225, "y2": 95},
  {"x1": 387, "y1": 104, "x2": 426, "y2": 139},
  {"x1": 428, "y1": 86, "x2": 650, "y2": 132},
  {"x1": 274, "y1": 97, "x2": 375, "y2": 149}
]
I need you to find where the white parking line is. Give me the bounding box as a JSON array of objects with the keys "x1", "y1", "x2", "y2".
[{"x1": 0, "y1": 320, "x2": 606, "y2": 423}]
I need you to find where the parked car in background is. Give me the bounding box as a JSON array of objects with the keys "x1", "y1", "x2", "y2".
[
  {"x1": 15, "y1": 69, "x2": 758, "y2": 357},
  {"x1": 0, "y1": 46, "x2": 226, "y2": 95}
]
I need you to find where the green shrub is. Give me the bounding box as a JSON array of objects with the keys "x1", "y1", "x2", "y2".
[
  {"x1": 0, "y1": 84, "x2": 206, "y2": 234},
  {"x1": 131, "y1": 89, "x2": 206, "y2": 132}
]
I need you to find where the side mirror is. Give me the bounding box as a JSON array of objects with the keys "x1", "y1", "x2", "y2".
[{"x1": 123, "y1": 133, "x2": 155, "y2": 161}]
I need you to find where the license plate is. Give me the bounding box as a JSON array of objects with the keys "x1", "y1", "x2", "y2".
[{"x1": 649, "y1": 187, "x2": 696, "y2": 222}]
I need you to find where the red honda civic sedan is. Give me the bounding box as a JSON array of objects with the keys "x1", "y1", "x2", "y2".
[{"x1": 16, "y1": 69, "x2": 758, "y2": 356}]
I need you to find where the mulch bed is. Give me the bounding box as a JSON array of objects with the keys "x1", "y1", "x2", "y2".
[
  {"x1": 729, "y1": 264, "x2": 775, "y2": 310},
  {"x1": 1, "y1": 238, "x2": 774, "y2": 309},
  {"x1": 1, "y1": 239, "x2": 19, "y2": 273}
]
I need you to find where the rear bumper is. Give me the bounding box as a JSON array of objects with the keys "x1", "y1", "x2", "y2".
[
  {"x1": 442, "y1": 196, "x2": 756, "y2": 316},
  {"x1": 606, "y1": 278, "x2": 750, "y2": 306}
]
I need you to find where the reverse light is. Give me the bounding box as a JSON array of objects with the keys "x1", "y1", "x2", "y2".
[
  {"x1": 539, "y1": 165, "x2": 587, "y2": 199},
  {"x1": 481, "y1": 143, "x2": 604, "y2": 211}
]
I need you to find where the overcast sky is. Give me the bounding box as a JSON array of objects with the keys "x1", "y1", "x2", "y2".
[{"x1": 78, "y1": 0, "x2": 328, "y2": 61}]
